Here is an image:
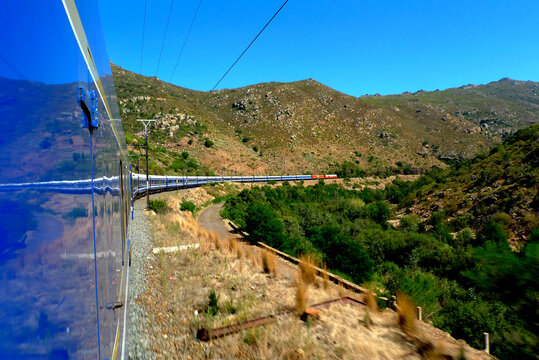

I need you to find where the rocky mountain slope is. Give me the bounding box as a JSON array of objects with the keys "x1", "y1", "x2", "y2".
[
  {"x1": 112, "y1": 64, "x2": 539, "y2": 175},
  {"x1": 404, "y1": 124, "x2": 538, "y2": 242}
]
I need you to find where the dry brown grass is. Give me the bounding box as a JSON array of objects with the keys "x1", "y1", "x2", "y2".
[
  {"x1": 298, "y1": 253, "x2": 318, "y2": 286},
  {"x1": 236, "y1": 244, "x2": 245, "y2": 259},
  {"x1": 244, "y1": 245, "x2": 252, "y2": 260},
  {"x1": 321, "y1": 262, "x2": 330, "y2": 289},
  {"x1": 363, "y1": 291, "x2": 378, "y2": 313},
  {"x1": 396, "y1": 291, "x2": 417, "y2": 335},
  {"x1": 141, "y1": 191, "x2": 491, "y2": 360},
  {"x1": 230, "y1": 238, "x2": 238, "y2": 254},
  {"x1": 295, "y1": 274, "x2": 307, "y2": 315},
  {"x1": 250, "y1": 247, "x2": 259, "y2": 266},
  {"x1": 337, "y1": 280, "x2": 347, "y2": 297},
  {"x1": 261, "y1": 250, "x2": 278, "y2": 276},
  {"x1": 211, "y1": 231, "x2": 223, "y2": 250}
]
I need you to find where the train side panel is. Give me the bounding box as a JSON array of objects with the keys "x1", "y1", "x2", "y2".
[{"x1": 0, "y1": 1, "x2": 128, "y2": 358}]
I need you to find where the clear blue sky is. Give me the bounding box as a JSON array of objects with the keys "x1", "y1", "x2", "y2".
[{"x1": 98, "y1": 0, "x2": 539, "y2": 96}]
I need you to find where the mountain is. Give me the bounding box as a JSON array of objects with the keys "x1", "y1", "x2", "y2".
[
  {"x1": 111, "y1": 64, "x2": 539, "y2": 175},
  {"x1": 403, "y1": 124, "x2": 538, "y2": 242}
]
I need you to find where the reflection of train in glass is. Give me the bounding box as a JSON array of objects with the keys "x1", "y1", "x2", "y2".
[
  {"x1": 0, "y1": 1, "x2": 337, "y2": 358},
  {"x1": 0, "y1": 1, "x2": 133, "y2": 358}
]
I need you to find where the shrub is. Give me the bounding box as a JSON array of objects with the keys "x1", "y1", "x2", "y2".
[
  {"x1": 149, "y1": 199, "x2": 168, "y2": 214},
  {"x1": 478, "y1": 221, "x2": 507, "y2": 247},
  {"x1": 181, "y1": 151, "x2": 189, "y2": 159},
  {"x1": 207, "y1": 290, "x2": 219, "y2": 316},
  {"x1": 399, "y1": 215, "x2": 418, "y2": 232},
  {"x1": 204, "y1": 138, "x2": 214, "y2": 148},
  {"x1": 180, "y1": 200, "x2": 196, "y2": 213}
]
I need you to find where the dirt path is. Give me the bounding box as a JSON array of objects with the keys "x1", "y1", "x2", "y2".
[
  {"x1": 197, "y1": 203, "x2": 231, "y2": 240},
  {"x1": 197, "y1": 204, "x2": 297, "y2": 280}
]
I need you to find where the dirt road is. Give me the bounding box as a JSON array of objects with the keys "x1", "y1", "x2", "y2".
[
  {"x1": 197, "y1": 203, "x2": 297, "y2": 280},
  {"x1": 197, "y1": 203, "x2": 232, "y2": 241}
]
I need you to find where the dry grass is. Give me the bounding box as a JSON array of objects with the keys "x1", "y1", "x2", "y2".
[
  {"x1": 321, "y1": 262, "x2": 330, "y2": 289},
  {"x1": 397, "y1": 291, "x2": 417, "y2": 335},
  {"x1": 298, "y1": 253, "x2": 318, "y2": 286},
  {"x1": 337, "y1": 280, "x2": 347, "y2": 297},
  {"x1": 210, "y1": 231, "x2": 223, "y2": 250},
  {"x1": 250, "y1": 247, "x2": 259, "y2": 266},
  {"x1": 236, "y1": 243, "x2": 244, "y2": 259},
  {"x1": 229, "y1": 238, "x2": 237, "y2": 252},
  {"x1": 363, "y1": 291, "x2": 378, "y2": 313},
  {"x1": 139, "y1": 191, "x2": 492, "y2": 360},
  {"x1": 261, "y1": 250, "x2": 278, "y2": 277},
  {"x1": 295, "y1": 274, "x2": 307, "y2": 315}
]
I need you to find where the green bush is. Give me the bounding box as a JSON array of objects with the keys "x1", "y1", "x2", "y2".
[
  {"x1": 204, "y1": 138, "x2": 214, "y2": 148},
  {"x1": 219, "y1": 180, "x2": 537, "y2": 358},
  {"x1": 207, "y1": 290, "x2": 219, "y2": 316},
  {"x1": 149, "y1": 199, "x2": 168, "y2": 214},
  {"x1": 180, "y1": 200, "x2": 196, "y2": 213}
]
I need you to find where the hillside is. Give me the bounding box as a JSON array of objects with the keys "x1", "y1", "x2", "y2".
[
  {"x1": 218, "y1": 130, "x2": 538, "y2": 358},
  {"x1": 111, "y1": 64, "x2": 539, "y2": 176},
  {"x1": 399, "y1": 124, "x2": 539, "y2": 242},
  {"x1": 128, "y1": 188, "x2": 492, "y2": 360}
]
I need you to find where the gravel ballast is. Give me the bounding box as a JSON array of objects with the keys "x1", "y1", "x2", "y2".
[{"x1": 127, "y1": 200, "x2": 155, "y2": 360}]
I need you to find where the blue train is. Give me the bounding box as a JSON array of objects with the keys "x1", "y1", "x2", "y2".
[
  {"x1": 0, "y1": 1, "x2": 335, "y2": 358},
  {"x1": 0, "y1": 0, "x2": 134, "y2": 358},
  {"x1": 131, "y1": 173, "x2": 336, "y2": 198}
]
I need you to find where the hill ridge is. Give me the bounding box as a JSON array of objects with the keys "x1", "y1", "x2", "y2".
[{"x1": 111, "y1": 64, "x2": 539, "y2": 176}]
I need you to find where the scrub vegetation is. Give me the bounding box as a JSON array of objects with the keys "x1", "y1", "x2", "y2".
[
  {"x1": 222, "y1": 125, "x2": 539, "y2": 359},
  {"x1": 139, "y1": 189, "x2": 490, "y2": 359}
]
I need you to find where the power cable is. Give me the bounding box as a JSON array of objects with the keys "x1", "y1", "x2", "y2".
[
  {"x1": 140, "y1": 0, "x2": 148, "y2": 74},
  {"x1": 155, "y1": 0, "x2": 175, "y2": 77},
  {"x1": 169, "y1": 0, "x2": 203, "y2": 82},
  {"x1": 211, "y1": 0, "x2": 290, "y2": 91}
]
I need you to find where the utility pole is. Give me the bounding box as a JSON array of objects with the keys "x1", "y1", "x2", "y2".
[{"x1": 137, "y1": 119, "x2": 155, "y2": 209}]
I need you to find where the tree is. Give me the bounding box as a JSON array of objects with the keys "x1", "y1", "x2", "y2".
[{"x1": 245, "y1": 204, "x2": 285, "y2": 248}]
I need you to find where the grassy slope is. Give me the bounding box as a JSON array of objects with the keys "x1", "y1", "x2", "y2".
[
  {"x1": 405, "y1": 124, "x2": 539, "y2": 241},
  {"x1": 112, "y1": 64, "x2": 539, "y2": 175}
]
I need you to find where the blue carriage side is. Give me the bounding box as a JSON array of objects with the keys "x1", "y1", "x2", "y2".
[{"x1": 0, "y1": 1, "x2": 130, "y2": 358}]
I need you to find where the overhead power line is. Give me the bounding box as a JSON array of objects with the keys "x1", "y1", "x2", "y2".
[
  {"x1": 211, "y1": 0, "x2": 290, "y2": 91},
  {"x1": 140, "y1": 0, "x2": 148, "y2": 74},
  {"x1": 169, "y1": 0, "x2": 203, "y2": 82},
  {"x1": 155, "y1": 0, "x2": 175, "y2": 77}
]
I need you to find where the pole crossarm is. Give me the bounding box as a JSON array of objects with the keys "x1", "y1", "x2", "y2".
[{"x1": 136, "y1": 119, "x2": 156, "y2": 209}]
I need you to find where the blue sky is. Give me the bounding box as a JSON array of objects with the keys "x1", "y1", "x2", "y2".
[{"x1": 98, "y1": 0, "x2": 539, "y2": 96}]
